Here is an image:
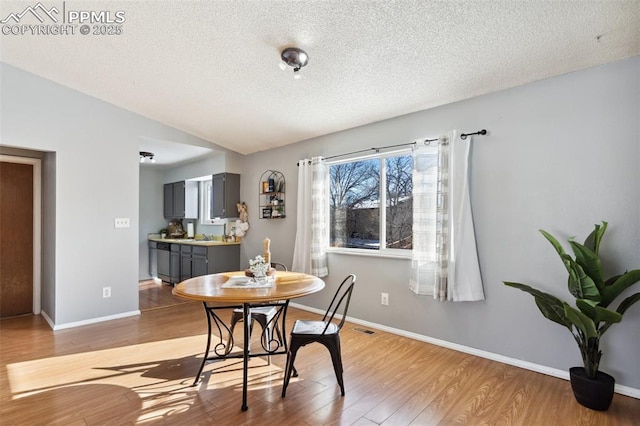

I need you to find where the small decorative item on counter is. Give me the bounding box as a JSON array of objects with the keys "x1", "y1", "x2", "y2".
[
  {"x1": 159, "y1": 228, "x2": 167, "y2": 239},
  {"x1": 167, "y1": 219, "x2": 185, "y2": 238},
  {"x1": 235, "y1": 220, "x2": 249, "y2": 241}
]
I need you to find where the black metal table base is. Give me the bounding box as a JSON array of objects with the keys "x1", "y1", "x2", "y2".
[{"x1": 192, "y1": 300, "x2": 290, "y2": 411}]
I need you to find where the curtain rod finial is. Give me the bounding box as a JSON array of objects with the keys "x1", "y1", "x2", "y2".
[{"x1": 460, "y1": 129, "x2": 487, "y2": 140}]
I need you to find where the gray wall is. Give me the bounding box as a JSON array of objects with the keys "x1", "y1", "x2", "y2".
[
  {"x1": 2, "y1": 57, "x2": 638, "y2": 389},
  {"x1": 239, "y1": 57, "x2": 640, "y2": 389},
  {"x1": 1, "y1": 63, "x2": 231, "y2": 325}
]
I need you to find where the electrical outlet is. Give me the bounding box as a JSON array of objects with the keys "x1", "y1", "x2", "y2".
[
  {"x1": 381, "y1": 292, "x2": 389, "y2": 306},
  {"x1": 114, "y1": 218, "x2": 130, "y2": 228},
  {"x1": 103, "y1": 287, "x2": 111, "y2": 298}
]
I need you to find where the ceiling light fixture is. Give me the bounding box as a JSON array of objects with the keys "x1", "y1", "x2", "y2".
[
  {"x1": 140, "y1": 151, "x2": 155, "y2": 163},
  {"x1": 280, "y1": 47, "x2": 309, "y2": 79}
]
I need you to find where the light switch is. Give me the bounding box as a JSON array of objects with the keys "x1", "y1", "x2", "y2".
[{"x1": 114, "y1": 218, "x2": 130, "y2": 228}]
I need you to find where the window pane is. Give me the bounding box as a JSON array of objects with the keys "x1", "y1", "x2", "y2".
[
  {"x1": 329, "y1": 159, "x2": 380, "y2": 249},
  {"x1": 386, "y1": 155, "x2": 413, "y2": 249}
]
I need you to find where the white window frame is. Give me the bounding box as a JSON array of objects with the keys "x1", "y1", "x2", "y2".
[
  {"x1": 199, "y1": 179, "x2": 216, "y2": 225},
  {"x1": 325, "y1": 148, "x2": 412, "y2": 259}
]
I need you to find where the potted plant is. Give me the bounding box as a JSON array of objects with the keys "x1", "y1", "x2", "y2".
[
  {"x1": 159, "y1": 228, "x2": 167, "y2": 239},
  {"x1": 504, "y1": 221, "x2": 640, "y2": 411}
]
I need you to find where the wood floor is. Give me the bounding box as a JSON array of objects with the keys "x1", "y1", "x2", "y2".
[
  {"x1": 1, "y1": 291, "x2": 639, "y2": 425},
  {"x1": 138, "y1": 279, "x2": 192, "y2": 311}
]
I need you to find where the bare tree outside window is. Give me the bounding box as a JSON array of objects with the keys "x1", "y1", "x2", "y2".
[
  {"x1": 330, "y1": 159, "x2": 379, "y2": 248},
  {"x1": 386, "y1": 156, "x2": 413, "y2": 249},
  {"x1": 329, "y1": 154, "x2": 412, "y2": 251}
]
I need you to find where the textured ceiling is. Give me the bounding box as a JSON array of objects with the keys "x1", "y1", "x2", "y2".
[{"x1": 2, "y1": 0, "x2": 639, "y2": 160}]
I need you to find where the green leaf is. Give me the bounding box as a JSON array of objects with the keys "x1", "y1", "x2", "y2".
[
  {"x1": 569, "y1": 241, "x2": 604, "y2": 290},
  {"x1": 575, "y1": 299, "x2": 622, "y2": 332},
  {"x1": 563, "y1": 303, "x2": 598, "y2": 338},
  {"x1": 504, "y1": 282, "x2": 572, "y2": 329},
  {"x1": 600, "y1": 292, "x2": 640, "y2": 335},
  {"x1": 565, "y1": 259, "x2": 601, "y2": 302},
  {"x1": 535, "y1": 297, "x2": 573, "y2": 329},
  {"x1": 601, "y1": 270, "x2": 640, "y2": 307},
  {"x1": 576, "y1": 299, "x2": 597, "y2": 319},
  {"x1": 540, "y1": 230, "x2": 567, "y2": 262},
  {"x1": 604, "y1": 274, "x2": 622, "y2": 287},
  {"x1": 594, "y1": 305, "x2": 622, "y2": 324},
  {"x1": 583, "y1": 221, "x2": 607, "y2": 255},
  {"x1": 616, "y1": 292, "x2": 640, "y2": 316}
]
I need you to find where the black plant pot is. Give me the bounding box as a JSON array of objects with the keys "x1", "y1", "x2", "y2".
[{"x1": 569, "y1": 367, "x2": 615, "y2": 411}]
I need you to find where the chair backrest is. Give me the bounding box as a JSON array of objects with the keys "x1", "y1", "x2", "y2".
[
  {"x1": 321, "y1": 274, "x2": 356, "y2": 334},
  {"x1": 271, "y1": 262, "x2": 288, "y2": 271}
]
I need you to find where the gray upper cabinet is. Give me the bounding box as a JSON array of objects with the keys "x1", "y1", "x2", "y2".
[
  {"x1": 164, "y1": 181, "x2": 198, "y2": 219},
  {"x1": 211, "y1": 173, "x2": 240, "y2": 218}
]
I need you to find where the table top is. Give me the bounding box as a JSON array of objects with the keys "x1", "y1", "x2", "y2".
[{"x1": 172, "y1": 271, "x2": 325, "y2": 304}]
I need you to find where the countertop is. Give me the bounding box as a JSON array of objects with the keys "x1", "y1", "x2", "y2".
[{"x1": 148, "y1": 236, "x2": 240, "y2": 246}]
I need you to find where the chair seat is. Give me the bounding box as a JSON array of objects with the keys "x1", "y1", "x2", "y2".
[
  {"x1": 292, "y1": 320, "x2": 339, "y2": 335},
  {"x1": 233, "y1": 306, "x2": 277, "y2": 317}
]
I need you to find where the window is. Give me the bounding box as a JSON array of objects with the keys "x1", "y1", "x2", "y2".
[
  {"x1": 199, "y1": 179, "x2": 216, "y2": 225},
  {"x1": 328, "y1": 152, "x2": 413, "y2": 254}
]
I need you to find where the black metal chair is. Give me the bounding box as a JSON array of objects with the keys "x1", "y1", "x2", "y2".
[
  {"x1": 281, "y1": 274, "x2": 356, "y2": 397},
  {"x1": 226, "y1": 262, "x2": 288, "y2": 356}
]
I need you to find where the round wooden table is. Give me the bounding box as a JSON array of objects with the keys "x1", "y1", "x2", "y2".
[{"x1": 173, "y1": 271, "x2": 325, "y2": 411}]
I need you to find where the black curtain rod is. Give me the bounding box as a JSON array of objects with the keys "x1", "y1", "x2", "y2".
[
  {"x1": 460, "y1": 129, "x2": 487, "y2": 140},
  {"x1": 296, "y1": 129, "x2": 487, "y2": 165}
]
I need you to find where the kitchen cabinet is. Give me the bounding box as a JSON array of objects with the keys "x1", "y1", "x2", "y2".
[
  {"x1": 148, "y1": 241, "x2": 158, "y2": 277},
  {"x1": 153, "y1": 240, "x2": 240, "y2": 285},
  {"x1": 164, "y1": 181, "x2": 198, "y2": 219},
  {"x1": 191, "y1": 247, "x2": 209, "y2": 277},
  {"x1": 180, "y1": 245, "x2": 193, "y2": 282},
  {"x1": 170, "y1": 244, "x2": 181, "y2": 284},
  {"x1": 156, "y1": 241, "x2": 170, "y2": 282},
  {"x1": 211, "y1": 173, "x2": 240, "y2": 218}
]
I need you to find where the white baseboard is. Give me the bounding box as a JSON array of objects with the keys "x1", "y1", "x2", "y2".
[
  {"x1": 289, "y1": 302, "x2": 640, "y2": 399},
  {"x1": 50, "y1": 310, "x2": 141, "y2": 330},
  {"x1": 41, "y1": 309, "x2": 55, "y2": 329}
]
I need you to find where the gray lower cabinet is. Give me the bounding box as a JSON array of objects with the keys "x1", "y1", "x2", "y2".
[
  {"x1": 170, "y1": 244, "x2": 181, "y2": 284},
  {"x1": 192, "y1": 247, "x2": 209, "y2": 277},
  {"x1": 180, "y1": 245, "x2": 193, "y2": 282},
  {"x1": 156, "y1": 242, "x2": 170, "y2": 282},
  {"x1": 154, "y1": 241, "x2": 240, "y2": 285},
  {"x1": 148, "y1": 241, "x2": 158, "y2": 277}
]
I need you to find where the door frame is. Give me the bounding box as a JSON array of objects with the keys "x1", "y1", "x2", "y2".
[{"x1": 1, "y1": 155, "x2": 42, "y2": 314}]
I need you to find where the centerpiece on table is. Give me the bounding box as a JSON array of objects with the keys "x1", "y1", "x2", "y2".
[{"x1": 245, "y1": 255, "x2": 275, "y2": 280}]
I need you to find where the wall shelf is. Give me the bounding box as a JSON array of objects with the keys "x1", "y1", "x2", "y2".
[{"x1": 259, "y1": 170, "x2": 285, "y2": 219}]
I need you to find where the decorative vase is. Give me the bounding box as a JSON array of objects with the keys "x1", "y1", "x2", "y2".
[{"x1": 569, "y1": 367, "x2": 615, "y2": 411}]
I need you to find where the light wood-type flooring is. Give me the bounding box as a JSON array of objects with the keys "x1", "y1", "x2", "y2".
[{"x1": 1, "y1": 283, "x2": 639, "y2": 425}]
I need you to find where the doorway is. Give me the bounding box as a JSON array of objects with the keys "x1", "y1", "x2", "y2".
[{"x1": 0, "y1": 156, "x2": 42, "y2": 318}]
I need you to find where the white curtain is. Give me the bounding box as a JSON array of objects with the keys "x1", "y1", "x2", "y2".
[
  {"x1": 410, "y1": 131, "x2": 484, "y2": 301},
  {"x1": 292, "y1": 157, "x2": 329, "y2": 277}
]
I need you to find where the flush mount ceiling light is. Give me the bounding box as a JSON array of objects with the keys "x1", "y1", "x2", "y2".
[
  {"x1": 280, "y1": 47, "x2": 309, "y2": 79},
  {"x1": 139, "y1": 151, "x2": 155, "y2": 163}
]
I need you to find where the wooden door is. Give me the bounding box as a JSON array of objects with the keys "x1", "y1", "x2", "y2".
[{"x1": 0, "y1": 161, "x2": 34, "y2": 317}]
